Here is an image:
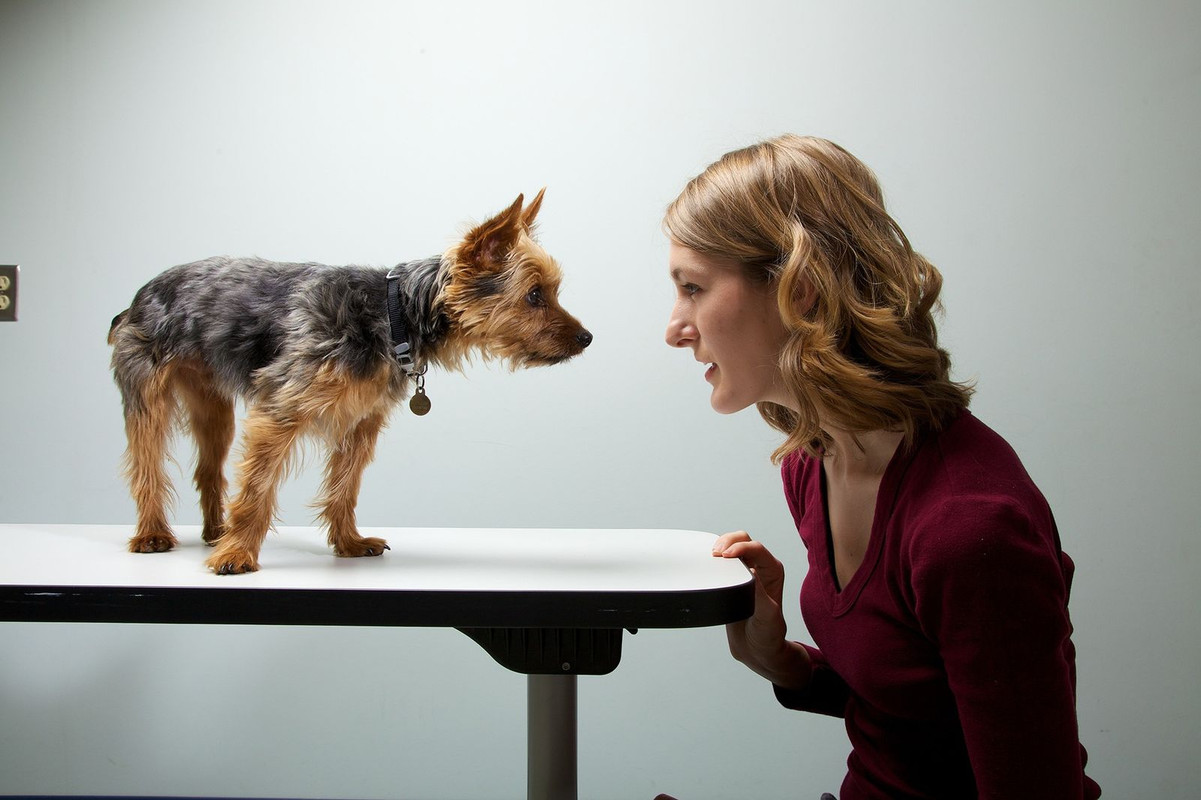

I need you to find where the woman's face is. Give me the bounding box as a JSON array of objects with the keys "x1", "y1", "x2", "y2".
[{"x1": 665, "y1": 242, "x2": 792, "y2": 414}]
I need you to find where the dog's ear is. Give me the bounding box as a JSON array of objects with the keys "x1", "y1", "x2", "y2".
[
  {"x1": 521, "y1": 187, "x2": 545, "y2": 231},
  {"x1": 460, "y1": 194, "x2": 527, "y2": 271}
]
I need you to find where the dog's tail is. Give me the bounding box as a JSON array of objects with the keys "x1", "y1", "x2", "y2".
[{"x1": 108, "y1": 310, "x2": 129, "y2": 345}]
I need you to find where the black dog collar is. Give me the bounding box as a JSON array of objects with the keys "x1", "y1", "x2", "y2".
[
  {"x1": 386, "y1": 267, "x2": 432, "y2": 416},
  {"x1": 385, "y1": 267, "x2": 420, "y2": 375}
]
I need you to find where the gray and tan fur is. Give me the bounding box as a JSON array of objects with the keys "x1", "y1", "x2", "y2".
[{"x1": 108, "y1": 190, "x2": 591, "y2": 573}]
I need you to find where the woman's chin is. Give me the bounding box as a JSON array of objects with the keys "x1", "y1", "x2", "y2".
[{"x1": 709, "y1": 391, "x2": 754, "y2": 415}]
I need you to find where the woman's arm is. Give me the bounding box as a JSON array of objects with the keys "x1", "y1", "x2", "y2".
[
  {"x1": 712, "y1": 531, "x2": 812, "y2": 690},
  {"x1": 912, "y1": 500, "x2": 1093, "y2": 799}
]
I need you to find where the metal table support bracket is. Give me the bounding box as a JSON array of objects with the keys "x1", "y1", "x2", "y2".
[{"x1": 457, "y1": 627, "x2": 628, "y2": 675}]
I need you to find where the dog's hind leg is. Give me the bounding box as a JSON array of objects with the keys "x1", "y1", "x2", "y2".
[
  {"x1": 318, "y1": 411, "x2": 390, "y2": 558},
  {"x1": 177, "y1": 366, "x2": 235, "y2": 546},
  {"x1": 206, "y1": 406, "x2": 301, "y2": 574},
  {"x1": 123, "y1": 367, "x2": 179, "y2": 554}
]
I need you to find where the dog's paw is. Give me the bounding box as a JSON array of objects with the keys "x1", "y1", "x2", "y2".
[
  {"x1": 201, "y1": 523, "x2": 226, "y2": 546},
  {"x1": 129, "y1": 530, "x2": 178, "y2": 553},
  {"x1": 206, "y1": 549, "x2": 260, "y2": 575},
  {"x1": 333, "y1": 536, "x2": 390, "y2": 558}
]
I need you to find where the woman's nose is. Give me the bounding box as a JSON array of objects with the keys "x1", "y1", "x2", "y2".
[{"x1": 665, "y1": 305, "x2": 694, "y2": 348}]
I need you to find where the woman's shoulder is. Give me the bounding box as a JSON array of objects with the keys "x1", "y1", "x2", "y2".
[
  {"x1": 901, "y1": 412, "x2": 1061, "y2": 566},
  {"x1": 914, "y1": 411, "x2": 1040, "y2": 501}
]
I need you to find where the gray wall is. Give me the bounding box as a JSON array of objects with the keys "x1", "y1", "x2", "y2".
[{"x1": 2, "y1": 1, "x2": 1198, "y2": 797}]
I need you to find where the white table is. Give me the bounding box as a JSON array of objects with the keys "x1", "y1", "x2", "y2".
[{"x1": 0, "y1": 523, "x2": 753, "y2": 800}]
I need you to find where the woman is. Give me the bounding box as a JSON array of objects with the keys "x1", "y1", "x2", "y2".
[{"x1": 662, "y1": 135, "x2": 1100, "y2": 799}]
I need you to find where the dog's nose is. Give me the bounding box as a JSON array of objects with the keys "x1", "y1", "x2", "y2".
[{"x1": 577, "y1": 330, "x2": 593, "y2": 348}]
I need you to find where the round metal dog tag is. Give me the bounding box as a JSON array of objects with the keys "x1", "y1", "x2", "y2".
[{"x1": 409, "y1": 389, "x2": 431, "y2": 416}]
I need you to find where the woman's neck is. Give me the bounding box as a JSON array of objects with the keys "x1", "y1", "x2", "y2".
[{"x1": 823, "y1": 427, "x2": 905, "y2": 481}]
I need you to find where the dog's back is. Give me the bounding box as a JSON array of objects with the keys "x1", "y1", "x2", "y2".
[{"x1": 109, "y1": 257, "x2": 393, "y2": 407}]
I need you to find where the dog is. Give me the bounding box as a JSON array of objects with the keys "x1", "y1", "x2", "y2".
[{"x1": 108, "y1": 190, "x2": 591, "y2": 574}]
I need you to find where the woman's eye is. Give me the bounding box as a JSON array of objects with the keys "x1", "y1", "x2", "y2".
[
  {"x1": 682, "y1": 283, "x2": 701, "y2": 297},
  {"x1": 526, "y1": 287, "x2": 545, "y2": 307}
]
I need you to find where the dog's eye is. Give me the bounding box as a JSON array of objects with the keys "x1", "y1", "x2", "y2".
[{"x1": 526, "y1": 287, "x2": 545, "y2": 307}]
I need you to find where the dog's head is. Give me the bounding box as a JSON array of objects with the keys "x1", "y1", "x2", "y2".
[{"x1": 440, "y1": 190, "x2": 592, "y2": 368}]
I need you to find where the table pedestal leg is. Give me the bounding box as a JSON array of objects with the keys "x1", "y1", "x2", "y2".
[{"x1": 527, "y1": 673, "x2": 577, "y2": 800}]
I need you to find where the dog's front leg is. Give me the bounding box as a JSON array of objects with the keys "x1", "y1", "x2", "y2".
[
  {"x1": 206, "y1": 407, "x2": 302, "y2": 574},
  {"x1": 319, "y1": 411, "x2": 390, "y2": 558}
]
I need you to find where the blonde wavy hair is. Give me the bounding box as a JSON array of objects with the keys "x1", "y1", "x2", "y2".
[{"x1": 664, "y1": 135, "x2": 972, "y2": 462}]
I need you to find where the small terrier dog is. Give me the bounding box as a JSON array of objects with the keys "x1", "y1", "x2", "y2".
[{"x1": 109, "y1": 191, "x2": 590, "y2": 574}]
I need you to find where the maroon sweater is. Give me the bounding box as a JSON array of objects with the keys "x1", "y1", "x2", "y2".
[{"x1": 774, "y1": 412, "x2": 1100, "y2": 799}]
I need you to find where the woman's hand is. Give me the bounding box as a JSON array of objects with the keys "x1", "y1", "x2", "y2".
[{"x1": 713, "y1": 531, "x2": 811, "y2": 690}]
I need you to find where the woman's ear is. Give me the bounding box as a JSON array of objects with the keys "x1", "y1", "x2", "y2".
[
  {"x1": 793, "y1": 271, "x2": 818, "y2": 317},
  {"x1": 777, "y1": 267, "x2": 818, "y2": 326},
  {"x1": 777, "y1": 225, "x2": 820, "y2": 325}
]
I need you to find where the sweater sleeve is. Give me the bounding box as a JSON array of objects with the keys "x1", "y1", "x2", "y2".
[
  {"x1": 910, "y1": 498, "x2": 1090, "y2": 799},
  {"x1": 773, "y1": 642, "x2": 851, "y2": 718}
]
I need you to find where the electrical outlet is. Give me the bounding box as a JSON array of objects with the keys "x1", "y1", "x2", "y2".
[{"x1": 0, "y1": 265, "x2": 18, "y2": 321}]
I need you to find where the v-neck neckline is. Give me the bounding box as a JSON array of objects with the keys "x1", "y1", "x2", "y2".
[{"x1": 818, "y1": 437, "x2": 918, "y2": 616}]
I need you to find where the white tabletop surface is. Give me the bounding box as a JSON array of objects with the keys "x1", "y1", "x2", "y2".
[{"x1": 0, "y1": 523, "x2": 751, "y2": 595}]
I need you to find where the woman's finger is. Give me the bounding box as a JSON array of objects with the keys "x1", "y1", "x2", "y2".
[
  {"x1": 717, "y1": 539, "x2": 777, "y2": 568},
  {"x1": 724, "y1": 543, "x2": 786, "y2": 603},
  {"x1": 712, "y1": 530, "x2": 752, "y2": 555}
]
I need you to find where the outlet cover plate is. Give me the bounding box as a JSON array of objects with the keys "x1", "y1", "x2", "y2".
[{"x1": 0, "y1": 265, "x2": 18, "y2": 321}]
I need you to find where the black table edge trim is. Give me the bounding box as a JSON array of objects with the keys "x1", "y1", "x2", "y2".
[{"x1": 0, "y1": 581, "x2": 754, "y2": 630}]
